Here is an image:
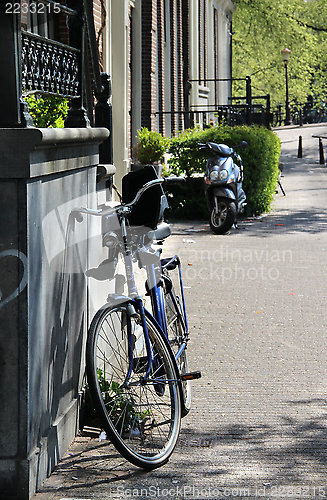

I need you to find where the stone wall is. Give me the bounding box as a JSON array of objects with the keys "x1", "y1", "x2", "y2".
[{"x1": 0, "y1": 127, "x2": 111, "y2": 499}]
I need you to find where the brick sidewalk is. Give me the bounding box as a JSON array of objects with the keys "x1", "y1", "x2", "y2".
[{"x1": 33, "y1": 135, "x2": 327, "y2": 499}]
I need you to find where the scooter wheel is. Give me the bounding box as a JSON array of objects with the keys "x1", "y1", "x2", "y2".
[{"x1": 210, "y1": 200, "x2": 237, "y2": 234}]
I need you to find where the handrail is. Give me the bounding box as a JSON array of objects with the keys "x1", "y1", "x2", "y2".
[
  {"x1": 21, "y1": 30, "x2": 80, "y2": 53},
  {"x1": 189, "y1": 104, "x2": 265, "y2": 110},
  {"x1": 83, "y1": 0, "x2": 103, "y2": 95},
  {"x1": 188, "y1": 78, "x2": 248, "y2": 82},
  {"x1": 153, "y1": 104, "x2": 266, "y2": 114}
]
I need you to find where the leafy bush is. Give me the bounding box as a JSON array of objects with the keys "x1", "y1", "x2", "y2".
[
  {"x1": 167, "y1": 125, "x2": 281, "y2": 215},
  {"x1": 133, "y1": 127, "x2": 169, "y2": 165},
  {"x1": 24, "y1": 93, "x2": 69, "y2": 128},
  {"x1": 168, "y1": 127, "x2": 209, "y2": 177}
]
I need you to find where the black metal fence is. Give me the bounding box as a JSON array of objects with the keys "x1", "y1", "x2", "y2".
[
  {"x1": 155, "y1": 103, "x2": 270, "y2": 132},
  {"x1": 271, "y1": 101, "x2": 327, "y2": 128},
  {"x1": 155, "y1": 76, "x2": 272, "y2": 131}
]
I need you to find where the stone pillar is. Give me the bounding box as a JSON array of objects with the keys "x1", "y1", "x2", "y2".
[{"x1": 0, "y1": 127, "x2": 110, "y2": 499}]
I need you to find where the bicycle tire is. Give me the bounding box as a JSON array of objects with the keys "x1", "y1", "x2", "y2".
[
  {"x1": 86, "y1": 302, "x2": 181, "y2": 469},
  {"x1": 163, "y1": 279, "x2": 191, "y2": 415}
]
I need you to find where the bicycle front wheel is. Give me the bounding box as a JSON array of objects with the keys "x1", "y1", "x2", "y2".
[{"x1": 86, "y1": 303, "x2": 181, "y2": 469}]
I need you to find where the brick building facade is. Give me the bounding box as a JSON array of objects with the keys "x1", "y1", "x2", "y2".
[
  {"x1": 112, "y1": 0, "x2": 235, "y2": 181},
  {"x1": 21, "y1": 0, "x2": 235, "y2": 184}
]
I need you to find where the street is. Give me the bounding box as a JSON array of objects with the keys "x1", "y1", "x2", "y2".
[{"x1": 33, "y1": 124, "x2": 327, "y2": 499}]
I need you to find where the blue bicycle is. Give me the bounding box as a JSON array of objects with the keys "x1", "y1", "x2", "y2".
[{"x1": 75, "y1": 166, "x2": 200, "y2": 469}]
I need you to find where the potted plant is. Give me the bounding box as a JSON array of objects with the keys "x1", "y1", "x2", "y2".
[{"x1": 132, "y1": 127, "x2": 169, "y2": 175}]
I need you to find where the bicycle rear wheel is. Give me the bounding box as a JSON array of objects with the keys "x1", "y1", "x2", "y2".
[
  {"x1": 86, "y1": 303, "x2": 181, "y2": 469},
  {"x1": 163, "y1": 279, "x2": 191, "y2": 415}
]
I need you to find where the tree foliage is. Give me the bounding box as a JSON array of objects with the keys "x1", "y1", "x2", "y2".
[{"x1": 232, "y1": 0, "x2": 327, "y2": 112}]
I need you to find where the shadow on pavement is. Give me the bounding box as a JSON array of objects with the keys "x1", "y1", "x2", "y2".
[
  {"x1": 238, "y1": 209, "x2": 327, "y2": 237},
  {"x1": 173, "y1": 399, "x2": 327, "y2": 486},
  {"x1": 169, "y1": 208, "x2": 327, "y2": 240}
]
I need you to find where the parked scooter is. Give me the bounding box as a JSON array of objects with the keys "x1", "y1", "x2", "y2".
[{"x1": 200, "y1": 141, "x2": 248, "y2": 234}]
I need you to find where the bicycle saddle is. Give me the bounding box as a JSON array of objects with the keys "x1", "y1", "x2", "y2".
[{"x1": 147, "y1": 222, "x2": 171, "y2": 242}]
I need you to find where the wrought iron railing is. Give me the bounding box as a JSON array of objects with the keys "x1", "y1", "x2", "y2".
[
  {"x1": 156, "y1": 76, "x2": 272, "y2": 132},
  {"x1": 22, "y1": 31, "x2": 80, "y2": 98},
  {"x1": 16, "y1": 0, "x2": 113, "y2": 163}
]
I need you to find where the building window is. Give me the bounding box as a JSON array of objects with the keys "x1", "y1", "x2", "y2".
[
  {"x1": 214, "y1": 7, "x2": 219, "y2": 105},
  {"x1": 198, "y1": 0, "x2": 207, "y2": 85},
  {"x1": 22, "y1": 0, "x2": 57, "y2": 40}
]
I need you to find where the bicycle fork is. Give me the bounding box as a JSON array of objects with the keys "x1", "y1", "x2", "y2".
[{"x1": 120, "y1": 216, "x2": 154, "y2": 384}]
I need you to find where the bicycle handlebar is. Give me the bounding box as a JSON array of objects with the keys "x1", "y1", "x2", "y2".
[
  {"x1": 125, "y1": 178, "x2": 164, "y2": 207},
  {"x1": 72, "y1": 177, "x2": 165, "y2": 220}
]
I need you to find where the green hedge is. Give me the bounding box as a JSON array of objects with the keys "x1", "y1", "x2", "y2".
[{"x1": 167, "y1": 125, "x2": 281, "y2": 216}]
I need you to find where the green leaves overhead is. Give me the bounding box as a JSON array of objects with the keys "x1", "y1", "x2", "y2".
[{"x1": 232, "y1": 0, "x2": 327, "y2": 108}]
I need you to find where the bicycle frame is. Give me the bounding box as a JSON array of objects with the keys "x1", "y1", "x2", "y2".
[
  {"x1": 120, "y1": 226, "x2": 189, "y2": 386},
  {"x1": 114, "y1": 203, "x2": 190, "y2": 384},
  {"x1": 73, "y1": 177, "x2": 188, "y2": 382},
  {"x1": 145, "y1": 256, "x2": 189, "y2": 364}
]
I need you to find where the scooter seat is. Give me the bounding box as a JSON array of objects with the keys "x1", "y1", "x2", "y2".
[{"x1": 208, "y1": 142, "x2": 233, "y2": 157}]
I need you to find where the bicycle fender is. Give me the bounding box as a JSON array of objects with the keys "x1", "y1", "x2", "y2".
[{"x1": 106, "y1": 294, "x2": 134, "y2": 307}]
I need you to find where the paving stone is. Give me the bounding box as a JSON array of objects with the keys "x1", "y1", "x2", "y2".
[{"x1": 33, "y1": 125, "x2": 327, "y2": 499}]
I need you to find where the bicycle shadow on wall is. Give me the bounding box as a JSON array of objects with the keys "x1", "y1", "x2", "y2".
[
  {"x1": 0, "y1": 227, "x2": 87, "y2": 486},
  {"x1": 36, "y1": 207, "x2": 94, "y2": 484}
]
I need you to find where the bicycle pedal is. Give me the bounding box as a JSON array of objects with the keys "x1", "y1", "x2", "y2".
[{"x1": 181, "y1": 371, "x2": 201, "y2": 381}]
